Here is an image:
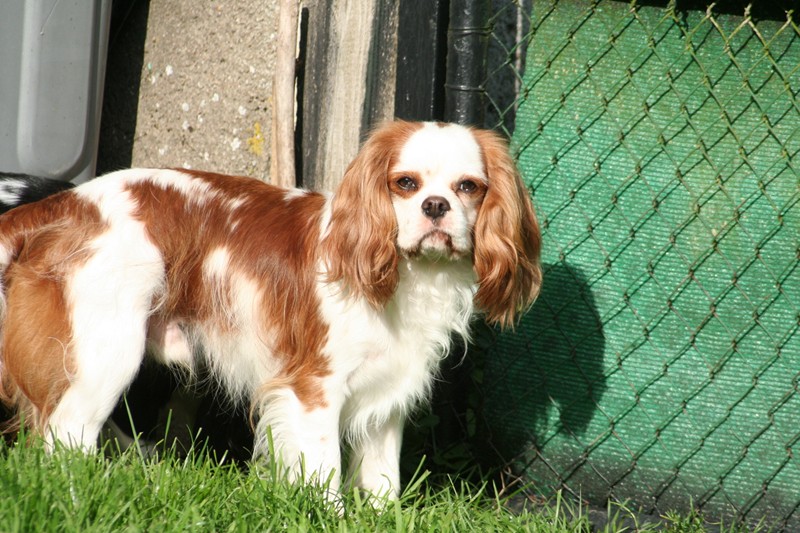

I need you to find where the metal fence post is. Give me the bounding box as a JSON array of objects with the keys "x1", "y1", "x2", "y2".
[{"x1": 445, "y1": 0, "x2": 490, "y2": 126}]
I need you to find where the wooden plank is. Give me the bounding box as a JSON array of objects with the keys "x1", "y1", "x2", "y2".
[
  {"x1": 299, "y1": 0, "x2": 399, "y2": 190},
  {"x1": 362, "y1": 0, "x2": 399, "y2": 133},
  {"x1": 271, "y1": 0, "x2": 300, "y2": 188}
]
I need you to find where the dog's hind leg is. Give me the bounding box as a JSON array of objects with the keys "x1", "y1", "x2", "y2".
[
  {"x1": 44, "y1": 313, "x2": 155, "y2": 448},
  {"x1": 44, "y1": 236, "x2": 165, "y2": 450},
  {"x1": 1, "y1": 262, "x2": 150, "y2": 450}
]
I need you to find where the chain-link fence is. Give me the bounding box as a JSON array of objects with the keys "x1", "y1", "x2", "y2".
[{"x1": 454, "y1": 0, "x2": 800, "y2": 528}]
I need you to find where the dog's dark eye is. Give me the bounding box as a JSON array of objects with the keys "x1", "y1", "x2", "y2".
[
  {"x1": 396, "y1": 176, "x2": 417, "y2": 191},
  {"x1": 458, "y1": 180, "x2": 478, "y2": 193}
]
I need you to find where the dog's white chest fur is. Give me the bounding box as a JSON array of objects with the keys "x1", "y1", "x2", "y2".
[{"x1": 319, "y1": 258, "x2": 475, "y2": 435}]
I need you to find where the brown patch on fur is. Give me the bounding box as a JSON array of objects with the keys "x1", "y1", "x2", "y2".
[
  {"x1": 470, "y1": 128, "x2": 542, "y2": 328},
  {"x1": 127, "y1": 171, "x2": 331, "y2": 409},
  {"x1": 321, "y1": 120, "x2": 423, "y2": 309},
  {"x1": 0, "y1": 194, "x2": 104, "y2": 432},
  {"x1": 3, "y1": 265, "x2": 73, "y2": 430}
]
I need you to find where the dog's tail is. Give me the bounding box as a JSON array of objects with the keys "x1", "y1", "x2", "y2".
[
  {"x1": 0, "y1": 205, "x2": 35, "y2": 318},
  {"x1": 1, "y1": 201, "x2": 51, "y2": 292},
  {"x1": 0, "y1": 182, "x2": 80, "y2": 293}
]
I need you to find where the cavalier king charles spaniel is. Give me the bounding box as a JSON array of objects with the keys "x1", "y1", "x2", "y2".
[{"x1": 0, "y1": 121, "x2": 540, "y2": 499}]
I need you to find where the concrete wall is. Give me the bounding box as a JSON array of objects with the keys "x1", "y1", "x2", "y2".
[{"x1": 98, "y1": 0, "x2": 279, "y2": 181}]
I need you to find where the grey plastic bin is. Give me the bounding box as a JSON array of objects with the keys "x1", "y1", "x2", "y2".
[{"x1": 0, "y1": 0, "x2": 112, "y2": 183}]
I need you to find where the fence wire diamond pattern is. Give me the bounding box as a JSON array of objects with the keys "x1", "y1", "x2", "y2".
[{"x1": 474, "y1": 0, "x2": 800, "y2": 528}]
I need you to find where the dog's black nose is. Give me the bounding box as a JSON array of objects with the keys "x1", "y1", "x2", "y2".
[{"x1": 422, "y1": 196, "x2": 451, "y2": 221}]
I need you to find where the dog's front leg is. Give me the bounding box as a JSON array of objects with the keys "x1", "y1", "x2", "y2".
[
  {"x1": 348, "y1": 411, "x2": 404, "y2": 503},
  {"x1": 254, "y1": 386, "x2": 344, "y2": 495}
]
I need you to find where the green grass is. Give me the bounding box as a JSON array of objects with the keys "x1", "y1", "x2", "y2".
[
  {"x1": 0, "y1": 440, "x2": 562, "y2": 532},
  {"x1": 0, "y1": 438, "x2": 758, "y2": 532}
]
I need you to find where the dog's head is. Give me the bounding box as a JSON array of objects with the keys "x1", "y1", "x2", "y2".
[{"x1": 322, "y1": 121, "x2": 542, "y2": 327}]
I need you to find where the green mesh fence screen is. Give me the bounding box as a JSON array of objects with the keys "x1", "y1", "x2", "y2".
[{"x1": 478, "y1": 0, "x2": 800, "y2": 527}]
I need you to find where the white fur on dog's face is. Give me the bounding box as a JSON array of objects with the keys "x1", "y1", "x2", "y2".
[{"x1": 389, "y1": 123, "x2": 488, "y2": 260}]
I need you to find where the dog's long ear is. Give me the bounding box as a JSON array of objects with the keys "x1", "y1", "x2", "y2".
[
  {"x1": 322, "y1": 121, "x2": 420, "y2": 309},
  {"x1": 471, "y1": 129, "x2": 542, "y2": 329}
]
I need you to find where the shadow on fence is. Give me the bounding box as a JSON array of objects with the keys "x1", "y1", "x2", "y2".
[{"x1": 476, "y1": 263, "x2": 607, "y2": 480}]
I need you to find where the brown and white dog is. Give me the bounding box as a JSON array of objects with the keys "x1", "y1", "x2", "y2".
[{"x1": 0, "y1": 121, "x2": 540, "y2": 498}]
